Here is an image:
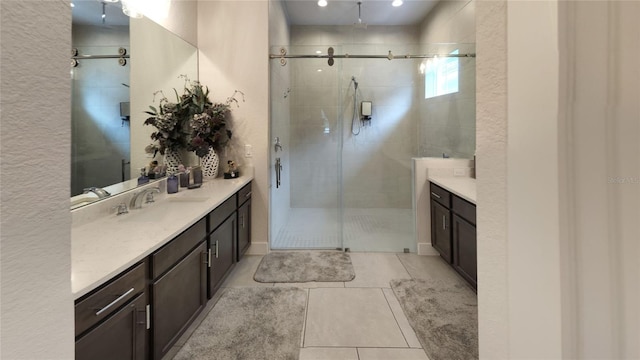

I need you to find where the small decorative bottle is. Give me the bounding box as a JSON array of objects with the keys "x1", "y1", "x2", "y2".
[
  {"x1": 192, "y1": 166, "x2": 203, "y2": 185},
  {"x1": 137, "y1": 167, "x2": 149, "y2": 185},
  {"x1": 167, "y1": 174, "x2": 179, "y2": 194}
]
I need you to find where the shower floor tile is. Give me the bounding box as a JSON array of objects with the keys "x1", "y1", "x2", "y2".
[{"x1": 272, "y1": 208, "x2": 413, "y2": 252}]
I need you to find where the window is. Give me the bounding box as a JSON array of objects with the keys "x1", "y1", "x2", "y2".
[{"x1": 424, "y1": 49, "x2": 459, "y2": 99}]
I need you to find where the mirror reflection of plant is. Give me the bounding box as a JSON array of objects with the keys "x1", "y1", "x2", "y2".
[
  {"x1": 188, "y1": 87, "x2": 245, "y2": 158},
  {"x1": 144, "y1": 86, "x2": 191, "y2": 156}
]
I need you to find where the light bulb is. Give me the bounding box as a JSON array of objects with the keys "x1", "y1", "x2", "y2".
[
  {"x1": 318, "y1": 0, "x2": 328, "y2": 7},
  {"x1": 392, "y1": 0, "x2": 403, "y2": 7}
]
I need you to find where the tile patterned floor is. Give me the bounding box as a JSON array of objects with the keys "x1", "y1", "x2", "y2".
[{"x1": 166, "y1": 253, "x2": 465, "y2": 360}]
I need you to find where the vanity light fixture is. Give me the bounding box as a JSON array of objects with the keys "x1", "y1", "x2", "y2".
[
  {"x1": 318, "y1": 0, "x2": 328, "y2": 7},
  {"x1": 392, "y1": 0, "x2": 403, "y2": 7},
  {"x1": 70, "y1": 2, "x2": 75, "y2": 8},
  {"x1": 121, "y1": 0, "x2": 144, "y2": 18}
]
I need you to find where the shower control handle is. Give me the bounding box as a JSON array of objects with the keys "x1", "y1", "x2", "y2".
[{"x1": 275, "y1": 158, "x2": 283, "y2": 189}]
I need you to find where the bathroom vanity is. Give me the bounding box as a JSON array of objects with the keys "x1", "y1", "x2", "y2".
[
  {"x1": 72, "y1": 175, "x2": 252, "y2": 360},
  {"x1": 428, "y1": 176, "x2": 477, "y2": 290}
]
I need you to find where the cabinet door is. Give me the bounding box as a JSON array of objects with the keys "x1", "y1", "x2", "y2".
[
  {"x1": 209, "y1": 214, "x2": 236, "y2": 298},
  {"x1": 76, "y1": 293, "x2": 147, "y2": 360},
  {"x1": 152, "y1": 242, "x2": 207, "y2": 360},
  {"x1": 452, "y1": 214, "x2": 477, "y2": 289},
  {"x1": 431, "y1": 200, "x2": 452, "y2": 263},
  {"x1": 237, "y1": 198, "x2": 251, "y2": 261}
]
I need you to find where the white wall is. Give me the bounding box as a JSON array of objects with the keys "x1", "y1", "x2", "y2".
[
  {"x1": 198, "y1": 0, "x2": 270, "y2": 254},
  {"x1": 477, "y1": 0, "x2": 640, "y2": 358},
  {"x1": 0, "y1": 1, "x2": 75, "y2": 358},
  {"x1": 560, "y1": 1, "x2": 639, "y2": 358},
  {"x1": 143, "y1": 0, "x2": 198, "y2": 46}
]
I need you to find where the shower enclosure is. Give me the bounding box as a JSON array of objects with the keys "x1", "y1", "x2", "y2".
[{"x1": 270, "y1": 42, "x2": 475, "y2": 252}]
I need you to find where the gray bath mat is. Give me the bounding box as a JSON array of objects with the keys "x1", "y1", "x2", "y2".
[
  {"x1": 391, "y1": 278, "x2": 478, "y2": 360},
  {"x1": 174, "y1": 287, "x2": 307, "y2": 360},
  {"x1": 254, "y1": 251, "x2": 355, "y2": 283}
]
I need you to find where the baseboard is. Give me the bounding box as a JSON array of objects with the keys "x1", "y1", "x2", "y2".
[
  {"x1": 418, "y1": 243, "x2": 439, "y2": 256},
  {"x1": 245, "y1": 242, "x2": 268, "y2": 255}
]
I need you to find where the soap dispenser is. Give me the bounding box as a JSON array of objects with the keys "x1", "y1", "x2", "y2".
[{"x1": 137, "y1": 167, "x2": 149, "y2": 185}]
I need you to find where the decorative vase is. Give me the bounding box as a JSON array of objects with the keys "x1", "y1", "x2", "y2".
[
  {"x1": 201, "y1": 147, "x2": 219, "y2": 178},
  {"x1": 163, "y1": 149, "x2": 183, "y2": 175}
]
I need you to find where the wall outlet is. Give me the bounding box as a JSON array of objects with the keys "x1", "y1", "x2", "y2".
[
  {"x1": 244, "y1": 144, "x2": 253, "y2": 158},
  {"x1": 454, "y1": 168, "x2": 466, "y2": 176}
]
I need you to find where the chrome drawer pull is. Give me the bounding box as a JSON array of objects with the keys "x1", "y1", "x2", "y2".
[
  {"x1": 215, "y1": 240, "x2": 219, "y2": 258},
  {"x1": 431, "y1": 192, "x2": 441, "y2": 199},
  {"x1": 244, "y1": 191, "x2": 252, "y2": 198},
  {"x1": 442, "y1": 215, "x2": 446, "y2": 230},
  {"x1": 95, "y1": 288, "x2": 134, "y2": 316}
]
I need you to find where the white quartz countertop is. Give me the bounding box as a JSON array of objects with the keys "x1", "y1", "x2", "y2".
[
  {"x1": 72, "y1": 174, "x2": 253, "y2": 300},
  {"x1": 428, "y1": 175, "x2": 476, "y2": 204}
]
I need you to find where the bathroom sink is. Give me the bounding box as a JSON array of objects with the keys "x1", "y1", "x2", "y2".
[{"x1": 70, "y1": 194, "x2": 99, "y2": 210}]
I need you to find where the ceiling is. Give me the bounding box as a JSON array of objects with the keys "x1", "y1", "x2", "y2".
[
  {"x1": 72, "y1": 0, "x2": 438, "y2": 27},
  {"x1": 72, "y1": 1, "x2": 129, "y2": 26},
  {"x1": 283, "y1": 0, "x2": 438, "y2": 26}
]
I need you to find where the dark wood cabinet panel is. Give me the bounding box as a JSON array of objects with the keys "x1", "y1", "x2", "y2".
[
  {"x1": 430, "y1": 183, "x2": 451, "y2": 208},
  {"x1": 237, "y1": 198, "x2": 251, "y2": 261},
  {"x1": 151, "y1": 218, "x2": 206, "y2": 279},
  {"x1": 76, "y1": 293, "x2": 147, "y2": 360},
  {"x1": 152, "y1": 242, "x2": 207, "y2": 360},
  {"x1": 431, "y1": 200, "x2": 452, "y2": 263},
  {"x1": 75, "y1": 261, "x2": 147, "y2": 337},
  {"x1": 452, "y1": 214, "x2": 477, "y2": 290},
  {"x1": 209, "y1": 214, "x2": 236, "y2": 298}
]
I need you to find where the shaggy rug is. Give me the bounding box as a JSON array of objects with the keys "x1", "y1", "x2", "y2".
[
  {"x1": 390, "y1": 278, "x2": 478, "y2": 360},
  {"x1": 253, "y1": 251, "x2": 355, "y2": 283},
  {"x1": 174, "y1": 287, "x2": 307, "y2": 360}
]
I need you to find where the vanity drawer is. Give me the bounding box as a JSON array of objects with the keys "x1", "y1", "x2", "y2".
[
  {"x1": 209, "y1": 195, "x2": 236, "y2": 232},
  {"x1": 452, "y1": 195, "x2": 476, "y2": 225},
  {"x1": 152, "y1": 218, "x2": 206, "y2": 279},
  {"x1": 75, "y1": 260, "x2": 147, "y2": 337},
  {"x1": 237, "y1": 182, "x2": 252, "y2": 207},
  {"x1": 430, "y1": 182, "x2": 451, "y2": 208}
]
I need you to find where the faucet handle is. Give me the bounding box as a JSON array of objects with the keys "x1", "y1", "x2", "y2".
[{"x1": 112, "y1": 203, "x2": 128, "y2": 215}]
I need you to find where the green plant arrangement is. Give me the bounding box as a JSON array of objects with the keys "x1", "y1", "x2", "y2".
[{"x1": 143, "y1": 79, "x2": 193, "y2": 156}]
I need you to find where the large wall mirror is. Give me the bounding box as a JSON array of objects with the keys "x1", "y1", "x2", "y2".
[{"x1": 71, "y1": 1, "x2": 198, "y2": 209}]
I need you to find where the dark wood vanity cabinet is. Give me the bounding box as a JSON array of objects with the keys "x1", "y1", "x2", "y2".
[
  {"x1": 237, "y1": 182, "x2": 252, "y2": 261},
  {"x1": 150, "y1": 220, "x2": 207, "y2": 360},
  {"x1": 75, "y1": 181, "x2": 253, "y2": 360},
  {"x1": 430, "y1": 182, "x2": 477, "y2": 290}
]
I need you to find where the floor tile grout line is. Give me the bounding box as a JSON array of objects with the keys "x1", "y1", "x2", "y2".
[
  {"x1": 301, "y1": 288, "x2": 311, "y2": 348},
  {"x1": 381, "y1": 287, "x2": 411, "y2": 349},
  {"x1": 395, "y1": 253, "x2": 415, "y2": 280}
]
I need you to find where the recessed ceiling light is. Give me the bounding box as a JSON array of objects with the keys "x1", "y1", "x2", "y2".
[
  {"x1": 315, "y1": 50, "x2": 322, "y2": 54},
  {"x1": 317, "y1": 69, "x2": 323, "y2": 72},
  {"x1": 392, "y1": 0, "x2": 403, "y2": 7},
  {"x1": 70, "y1": 2, "x2": 75, "y2": 7},
  {"x1": 318, "y1": 0, "x2": 328, "y2": 7}
]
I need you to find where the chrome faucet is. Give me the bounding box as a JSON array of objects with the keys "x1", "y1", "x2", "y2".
[
  {"x1": 83, "y1": 187, "x2": 111, "y2": 199},
  {"x1": 129, "y1": 187, "x2": 160, "y2": 209}
]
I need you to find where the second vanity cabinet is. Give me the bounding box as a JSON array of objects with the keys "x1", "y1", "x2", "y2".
[
  {"x1": 430, "y1": 182, "x2": 477, "y2": 290},
  {"x1": 237, "y1": 183, "x2": 252, "y2": 260}
]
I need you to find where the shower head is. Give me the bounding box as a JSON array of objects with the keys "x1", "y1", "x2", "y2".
[{"x1": 353, "y1": 1, "x2": 368, "y2": 29}]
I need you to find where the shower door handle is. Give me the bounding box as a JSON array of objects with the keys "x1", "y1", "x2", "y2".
[{"x1": 275, "y1": 157, "x2": 283, "y2": 188}]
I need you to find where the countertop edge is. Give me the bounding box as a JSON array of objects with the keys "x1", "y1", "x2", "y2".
[{"x1": 428, "y1": 176, "x2": 476, "y2": 204}]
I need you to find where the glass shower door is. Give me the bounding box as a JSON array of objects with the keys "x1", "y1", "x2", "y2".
[{"x1": 270, "y1": 45, "x2": 343, "y2": 250}]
